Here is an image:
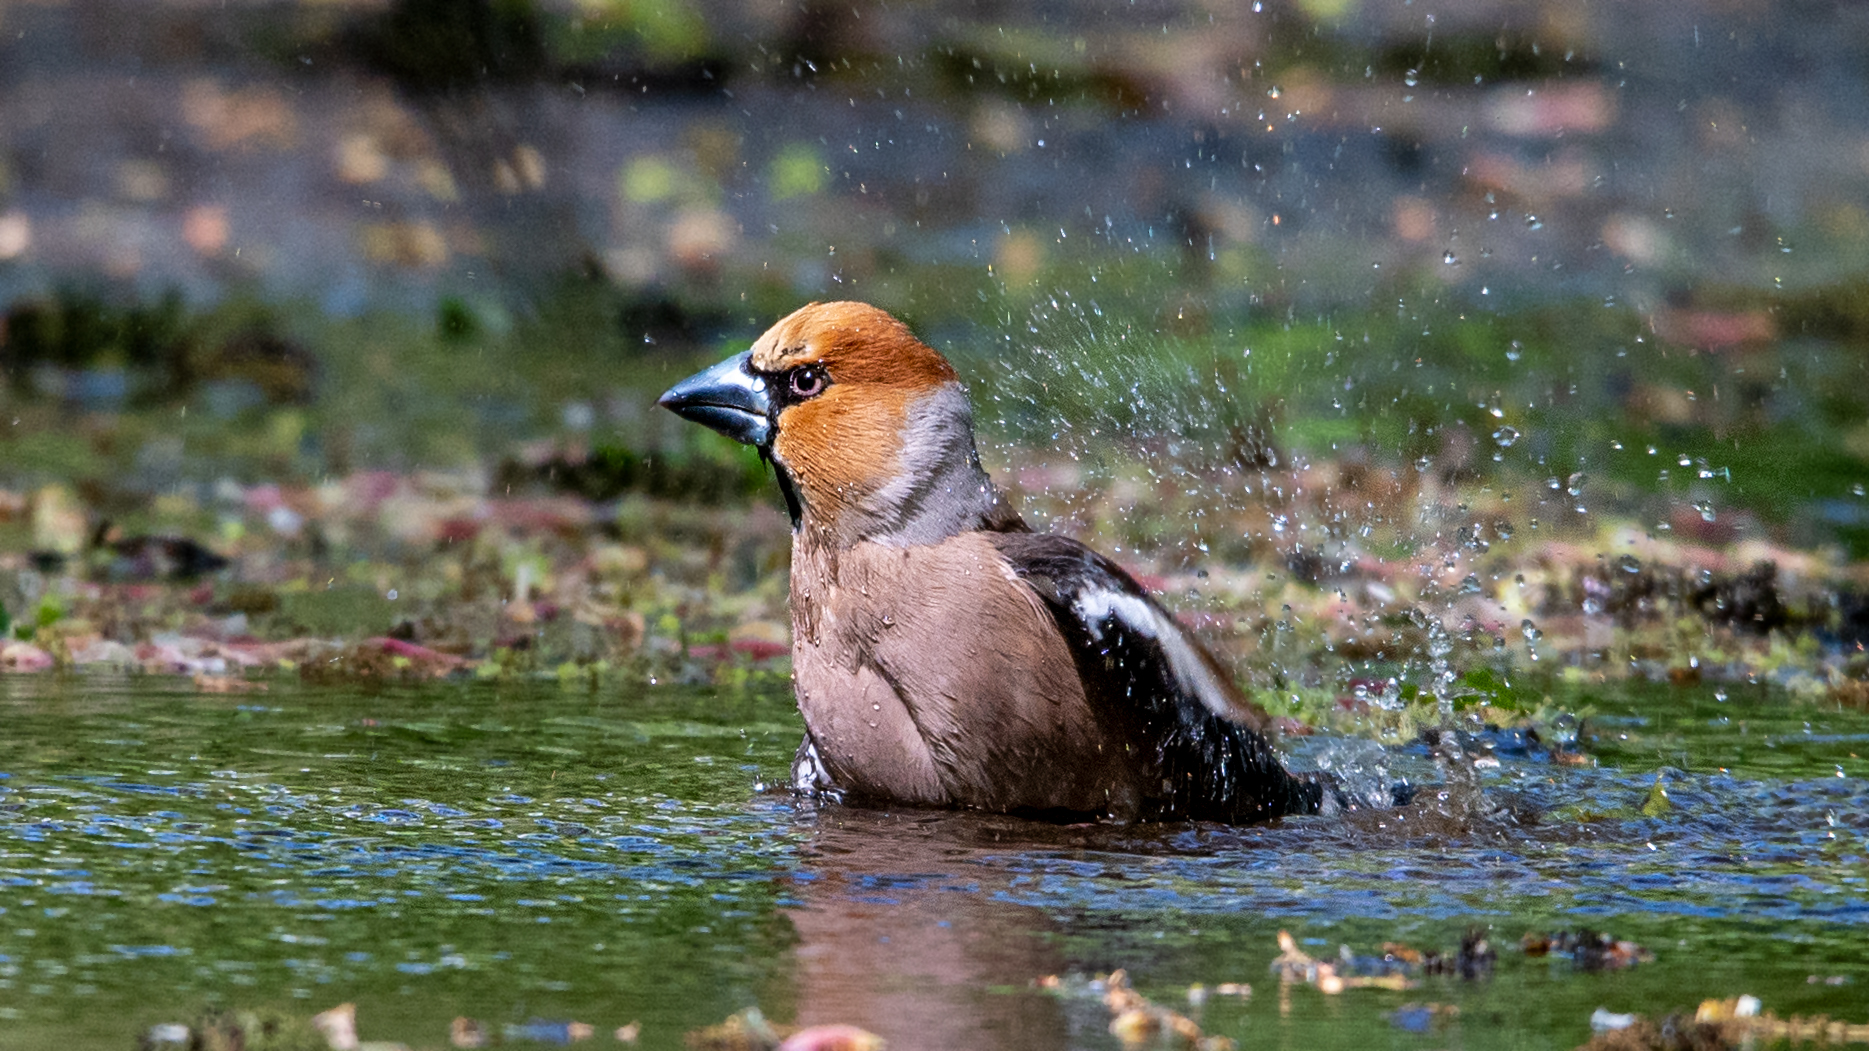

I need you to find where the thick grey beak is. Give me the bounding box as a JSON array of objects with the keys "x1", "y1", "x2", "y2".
[{"x1": 657, "y1": 350, "x2": 773, "y2": 447}]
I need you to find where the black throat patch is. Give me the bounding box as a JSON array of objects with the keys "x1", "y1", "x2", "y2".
[{"x1": 764, "y1": 450, "x2": 804, "y2": 529}]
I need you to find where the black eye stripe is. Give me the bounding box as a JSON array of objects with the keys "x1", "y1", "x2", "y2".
[
  {"x1": 755, "y1": 362, "x2": 832, "y2": 410},
  {"x1": 768, "y1": 363, "x2": 829, "y2": 403}
]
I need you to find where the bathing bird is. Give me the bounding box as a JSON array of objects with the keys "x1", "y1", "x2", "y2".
[{"x1": 659, "y1": 302, "x2": 1323, "y2": 823}]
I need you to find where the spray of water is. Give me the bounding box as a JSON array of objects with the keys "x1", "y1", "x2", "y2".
[{"x1": 963, "y1": 291, "x2": 1427, "y2": 814}]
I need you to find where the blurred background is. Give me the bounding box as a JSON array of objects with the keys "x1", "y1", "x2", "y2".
[
  {"x1": 0, "y1": 0, "x2": 1866, "y2": 659},
  {"x1": 6, "y1": 6, "x2": 1869, "y2": 1046}
]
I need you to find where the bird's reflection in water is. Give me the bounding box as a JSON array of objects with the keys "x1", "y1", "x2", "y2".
[
  {"x1": 771, "y1": 786, "x2": 1494, "y2": 1050},
  {"x1": 779, "y1": 806, "x2": 1099, "y2": 1051}
]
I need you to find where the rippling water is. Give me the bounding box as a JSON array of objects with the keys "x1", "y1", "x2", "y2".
[{"x1": 0, "y1": 675, "x2": 1863, "y2": 1049}]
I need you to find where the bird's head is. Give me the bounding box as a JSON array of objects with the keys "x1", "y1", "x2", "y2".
[{"x1": 659, "y1": 301, "x2": 1020, "y2": 546}]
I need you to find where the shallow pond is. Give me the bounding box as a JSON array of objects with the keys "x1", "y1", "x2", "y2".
[{"x1": 1, "y1": 674, "x2": 1864, "y2": 1050}]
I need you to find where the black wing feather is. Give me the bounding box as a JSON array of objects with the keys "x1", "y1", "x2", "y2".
[{"x1": 990, "y1": 532, "x2": 1323, "y2": 823}]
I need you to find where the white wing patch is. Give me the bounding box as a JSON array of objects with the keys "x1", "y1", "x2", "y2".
[{"x1": 1072, "y1": 588, "x2": 1235, "y2": 720}]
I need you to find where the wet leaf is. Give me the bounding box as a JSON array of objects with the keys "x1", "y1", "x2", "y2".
[{"x1": 1640, "y1": 774, "x2": 1673, "y2": 817}]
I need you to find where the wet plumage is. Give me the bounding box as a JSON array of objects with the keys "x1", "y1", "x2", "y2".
[{"x1": 660, "y1": 301, "x2": 1321, "y2": 823}]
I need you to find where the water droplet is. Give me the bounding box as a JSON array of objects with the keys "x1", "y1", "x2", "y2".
[
  {"x1": 1442, "y1": 250, "x2": 1459, "y2": 265},
  {"x1": 1566, "y1": 472, "x2": 1587, "y2": 498},
  {"x1": 1404, "y1": 69, "x2": 1419, "y2": 87},
  {"x1": 1520, "y1": 619, "x2": 1542, "y2": 642},
  {"x1": 1854, "y1": 483, "x2": 1866, "y2": 497},
  {"x1": 1492, "y1": 426, "x2": 1520, "y2": 447},
  {"x1": 1694, "y1": 500, "x2": 1716, "y2": 522},
  {"x1": 1617, "y1": 554, "x2": 1642, "y2": 574},
  {"x1": 387, "y1": 589, "x2": 398, "y2": 600},
  {"x1": 1266, "y1": 85, "x2": 1282, "y2": 98},
  {"x1": 1459, "y1": 574, "x2": 1483, "y2": 595},
  {"x1": 1505, "y1": 340, "x2": 1523, "y2": 362},
  {"x1": 1525, "y1": 215, "x2": 1544, "y2": 230}
]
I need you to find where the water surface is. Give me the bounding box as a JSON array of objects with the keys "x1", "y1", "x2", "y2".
[{"x1": 0, "y1": 675, "x2": 1863, "y2": 1049}]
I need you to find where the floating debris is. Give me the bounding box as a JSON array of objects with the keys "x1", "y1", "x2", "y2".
[
  {"x1": 1577, "y1": 996, "x2": 1869, "y2": 1051},
  {"x1": 1590, "y1": 1008, "x2": 1640, "y2": 1032},
  {"x1": 450, "y1": 1016, "x2": 488, "y2": 1048},
  {"x1": 1270, "y1": 930, "x2": 1324, "y2": 983},
  {"x1": 1421, "y1": 928, "x2": 1497, "y2": 980},
  {"x1": 502, "y1": 1019, "x2": 596, "y2": 1044},
  {"x1": 1096, "y1": 969, "x2": 1235, "y2": 1051},
  {"x1": 1271, "y1": 931, "x2": 1416, "y2": 993},
  {"x1": 1390, "y1": 923, "x2": 1502, "y2": 972},
  {"x1": 310, "y1": 1003, "x2": 359, "y2": 1050},
  {"x1": 138, "y1": 1005, "x2": 342, "y2": 1051},
  {"x1": 1640, "y1": 774, "x2": 1673, "y2": 817},
  {"x1": 142, "y1": 1023, "x2": 192, "y2": 1048},
  {"x1": 1523, "y1": 930, "x2": 1655, "y2": 971},
  {"x1": 684, "y1": 1008, "x2": 783, "y2": 1051},
  {"x1": 1183, "y1": 981, "x2": 1252, "y2": 1006},
  {"x1": 682, "y1": 1012, "x2": 884, "y2": 1051}
]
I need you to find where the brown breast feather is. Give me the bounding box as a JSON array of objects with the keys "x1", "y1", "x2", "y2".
[{"x1": 790, "y1": 531, "x2": 1137, "y2": 816}]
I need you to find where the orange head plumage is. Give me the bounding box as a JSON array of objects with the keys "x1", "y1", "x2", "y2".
[{"x1": 660, "y1": 302, "x2": 1021, "y2": 547}]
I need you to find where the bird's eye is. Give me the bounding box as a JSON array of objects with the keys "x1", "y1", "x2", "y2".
[{"x1": 788, "y1": 366, "x2": 828, "y2": 398}]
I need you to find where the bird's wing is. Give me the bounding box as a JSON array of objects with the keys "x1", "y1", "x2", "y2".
[{"x1": 986, "y1": 531, "x2": 1322, "y2": 822}]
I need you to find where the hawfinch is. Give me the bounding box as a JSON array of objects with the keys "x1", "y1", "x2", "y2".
[{"x1": 660, "y1": 302, "x2": 1324, "y2": 824}]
